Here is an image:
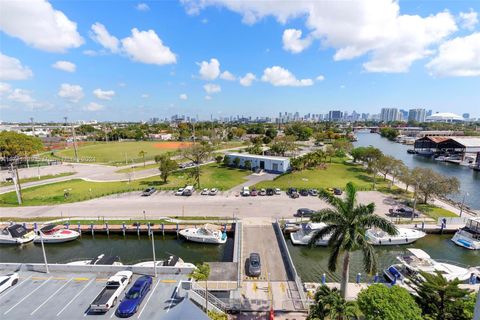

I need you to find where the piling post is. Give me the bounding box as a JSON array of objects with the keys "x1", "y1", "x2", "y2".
[
  {"x1": 122, "y1": 223, "x2": 126, "y2": 237},
  {"x1": 106, "y1": 222, "x2": 109, "y2": 237},
  {"x1": 78, "y1": 222, "x2": 81, "y2": 235},
  {"x1": 356, "y1": 273, "x2": 361, "y2": 284},
  {"x1": 91, "y1": 223, "x2": 94, "y2": 237},
  {"x1": 23, "y1": 222, "x2": 26, "y2": 229},
  {"x1": 421, "y1": 221, "x2": 425, "y2": 231},
  {"x1": 147, "y1": 222, "x2": 151, "y2": 237},
  {"x1": 321, "y1": 273, "x2": 326, "y2": 284},
  {"x1": 137, "y1": 222, "x2": 140, "y2": 238},
  {"x1": 33, "y1": 222, "x2": 38, "y2": 232},
  {"x1": 176, "y1": 223, "x2": 179, "y2": 238},
  {"x1": 65, "y1": 222, "x2": 70, "y2": 230},
  {"x1": 161, "y1": 223, "x2": 164, "y2": 238}
]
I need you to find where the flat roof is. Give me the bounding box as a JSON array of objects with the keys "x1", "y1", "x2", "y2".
[
  {"x1": 225, "y1": 153, "x2": 289, "y2": 161},
  {"x1": 449, "y1": 137, "x2": 480, "y2": 148}
]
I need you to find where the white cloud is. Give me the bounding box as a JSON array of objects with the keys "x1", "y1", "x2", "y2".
[
  {"x1": 90, "y1": 23, "x2": 120, "y2": 53},
  {"x1": 52, "y1": 60, "x2": 76, "y2": 73},
  {"x1": 83, "y1": 50, "x2": 101, "y2": 56},
  {"x1": 282, "y1": 29, "x2": 312, "y2": 53},
  {"x1": 0, "y1": 82, "x2": 12, "y2": 95},
  {"x1": 459, "y1": 10, "x2": 478, "y2": 30},
  {"x1": 141, "y1": 93, "x2": 149, "y2": 98},
  {"x1": 261, "y1": 66, "x2": 313, "y2": 87},
  {"x1": 7, "y1": 88, "x2": 35, "y2": 104},
  {"x1": 135, "y1": 3, "x2": 150, "y2": 11},
  {"x1": 182, "y1": 0, "x2": 458, "y2": 73},
  {"x1": 0, "y1": 0, "x2": 83, "y2": 52},
  {"x1": 0, "y1": 53, "x2": 33, "y2": 81},
  {"x1": 197, "y1": 58, "x2": 220, "y2": 80},
  {"x1": 179, "y1": 93, "x2": 188, "y2": 100},
  {"x1": 58, "y1": 83, "x2": 84, "y2": 102},
  {"x1": 93, "y1": 88, "x2": 115, "y2": 100},
  {"x1": 121, "y1": 28, "x2": 177, "y2": 65},
  {"x1": 316, "y1": 75, "x2": 325, "y2": 81},
  {"x1": 203, "y1": 83, "x2": 221, "y2": 94},
  {"x1": 205, "y1": 95, "x2": 212, "y2": 100},
  {"x1": 220, "y1": 70, "x2": 236, "y2": 81},
  {"x1": 84, "y1": 102, "x2": 104, "y2": 111},
  {"x1": 239, "y1": 73, "x2": 256, "y2": 87},
  {"x1": 426, "y1": 32, "x2": 480, "y2": 77}
]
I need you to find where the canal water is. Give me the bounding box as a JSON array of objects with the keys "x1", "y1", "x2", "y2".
[
  {"x1": 0, "y1": 234, "x2": 234, "y2": 264},
  {"x1": 354, "y1": 131, "x2": 480, "y2": 210},
  {"x1": 288, "y1": 234, "x2": 480, "y2": 282}
]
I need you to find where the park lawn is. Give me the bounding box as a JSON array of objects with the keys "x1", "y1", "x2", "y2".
[
  {"x1": 0, "y1": 172, "x2": 75, "y2": 186},
  {"x1": 115, "y1": 162, "x2": 160, "y2": 173},
  {"x1": 255, "y1": 161, "x2": 389, "y2": 191},
  {"x1": 0, "y1": 164, "x2": 250, "y2": 206},
  {"x1": 417, "y1": 204, "x2": 457, "y2": 219}
]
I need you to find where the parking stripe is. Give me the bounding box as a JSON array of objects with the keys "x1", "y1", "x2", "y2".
[
  {"x1": 56, "y1": 279, "x2": 94, "y2": 316},
  {"x1": 4, "y1": 276, "x2": 52, "y2": 315},
  {"x1": 31, "y1": 278, "x2": 72, "y2": 315},
  {"x1": 0, "y1": 275, "x2": 32, "y2": 300},
  {"x1": 137, "y1": 278, "x2": 161, "y2": 319}
]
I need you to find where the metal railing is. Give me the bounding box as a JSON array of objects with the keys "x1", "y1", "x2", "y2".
[{"x1": 191, "y1": 282, "x2": 227, "y2": 313}]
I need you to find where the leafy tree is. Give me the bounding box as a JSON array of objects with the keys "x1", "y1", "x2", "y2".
[
  {"x1": 181, "y1": 142, "x2": 213, "y2": 188},
  {"x1": 244, "y1": 160, "x2": 252, "y2": 170},
  {"x1": 332, "y1": 139, "x2": 353, "y2": 154},
  {"x1": 233, "y1": 157, "x2": 240, "y2": 168},
  {"x1": 412, "y1": 271, "x2": 474, "y2": 320},
  {"x1": 138, "y1": 150, "x2": 147, "y2": 167},
  {"x1": 380, "y1": 127, "x2": 399, "y2": 141},
  {"x1": 350, "y1": 147, "x2": 366, "y2": 163},
  {"x1": 307, "y1": 285, "x2": 360, "y2": 320},
  {"x1": 265, "y1": 128, "x2": 278, "y2": 139},
  {"x1": 269, "y1": 135, "x2": 296, "y2": 156},
  {"x1": 191, "y1": 262, "x2": 211, "y2": 312},
  {"x1": 285, "y1": 124, "x2": 313, "y2": 141},
  {"x1": 325, "y1": 145, "x2": 336, "y2": 162},
  {"x1": 357, "y1": 284, "x2": 422, "y2": 320},
  {"x1": 207, "y1": 311, "x2": 227, "y2": 320},
  {"x1": 0, "y1": 131, "x2": 43, "y2": 158},
  {"x1": 155, "y1": 154, "x2": 178, "y2": 183},
  {"x1": 310, "y1": 183, "x2": 397, "y2": 299},
  {"x1": 246, "y1": 143, "x2": 262, "y2": 155},
  {"x1": 214, "y1": 155, "x2": 223, "y2": 164},
  {"x1": 262, "y1": 135, "x2": 272, "y2": 144},
  {"x1": 411, "y1": 168, "x2": 460, "y2": 203},
  {"x1": 222, "y1": 155, "x2": 230, "y2": 166}
]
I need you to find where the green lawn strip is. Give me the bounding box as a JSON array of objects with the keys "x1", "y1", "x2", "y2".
[
  {"x1": 0, "y1": 164, "x2": 250, "y2": 207},
  {"x1": 416, "y1": 204, "x2": 457, "y2": 219},
  {"x1": 1, "y1": 172, "x2": 75, "y2": 186},
  {"x1": 115, "y1": 163, "x2": 160, "y2": 173}
]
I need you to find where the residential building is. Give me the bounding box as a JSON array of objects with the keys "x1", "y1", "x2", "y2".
[
  {"x1": 380, "y1": 108, "x2": 400, "y2": 122},
  {"x1": 408, "y1": 108, "x2": 426, "y2": 123},
  {"x1": 328, "y1": 110, "x2": 343, "y2": 122},
  {"x1": 225, "y1": 153, "x2": 290, "y2": 173}
]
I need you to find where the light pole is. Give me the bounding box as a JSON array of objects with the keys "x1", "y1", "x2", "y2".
[
  {"x1": 459, "y1": 192, "x2": 469, "y2": 217},
  {"x1": 411, "y1": 182, "x2": 418, "y2": 222},
  {"x1": 151, "y1": 231, "x2": 157, "y2": 277},
  {"x1": 38, "y1": 226, "x2": 49, "y2": 273}
]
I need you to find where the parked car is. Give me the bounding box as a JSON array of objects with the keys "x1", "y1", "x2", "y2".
[
  {"x1": 294, "y1": 208, "x2": 316, "y2": 217},
  {"x1": 299, "y1": 189, "x2": 309, "y2": 196},
  {"x1": 201, "y1": 188, "x2": 209, "y2": 195},
  {"x1": 183, "y1": 185, "x2": 195, "y2": 196},
  {"x1": 258, "y1": 189, "x2": 266, "y2": 196},
  {"x1": 241, "y1": 186, "x2": 250, "y2": 196},
  {"x1": 388, "y1": 208, "x2": 419, "y2": 218},
  {"x1": 309, "y1": 189, "x2": 319, "y2": 196},
  {"x1": 326, "y1": 187, "x2": 334, "y2": 194},
  {"x1": 175, "y1": 188, "x2": 185, "y2": 196},
  {"x1": 287, "y1": 188, "x2": 299, "y2": 198},
  {"x1": 90, "y1": 271, "x2": 133, "y2": 313},
  {"x1": 141, "y1": 187, "x2": 156, "y2": 197},
  {"x1": 246, "y1": 253, "x2": 261, "y2": 277},
  {"x1": 250, "y1": 188, "x2": 258, "y2": 196},
  {"x1": 266, "y1": 188, "x2": 275, "y2": 196},
  {"x1": 0, "y1": 272, "x2": 19, "y2": 294},
  {"x1": 209, "y1": 188, "x2": 218, "y2": 196},
  {"x1": 116, "y1": 275, "x2": 152, "y2": 318},
  {"x1": 333, "y1": 188, "x2": 343, "y2": 195},
  {"x1": 274, "y1": 188, "x2": 281, "y2": 195}
]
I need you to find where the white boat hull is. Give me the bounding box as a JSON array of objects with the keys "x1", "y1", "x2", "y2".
[
  {"x1": 290, "y1": 231, "x2": 329, "y2": 246},
  {"x1": 34, "y1": 230, "x2": 80, "y2": 243},
  {"x1": 366, "y1": 228, "x2": 426, "y2": 246},
  {"x1": 0, "y1": 232, "x2": 35, "y2": 244},
  {"x1": 179, "y1": 232, "x2": 226, "y2": 244},
  {"x1": 451, "y1": 233, "x2": 480, "y2": 250}
]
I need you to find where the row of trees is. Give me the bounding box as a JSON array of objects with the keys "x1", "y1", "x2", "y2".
[{"x1": 0, "y1": 131, "x2": 44, "y2": 158}]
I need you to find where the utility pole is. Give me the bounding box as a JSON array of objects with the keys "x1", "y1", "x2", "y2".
[
  {"x1": 10, "y1": 163, "x2": 22, "y2": 205},
  {"x1": 71, "y1": 124, "x2": 79, "y2": 162},
  {"x1": 30, "y1": 117, "x2": 34, "y2": 135},
  {"x1": 151, "y1": 232, "x2": 157, "y2": 277}
]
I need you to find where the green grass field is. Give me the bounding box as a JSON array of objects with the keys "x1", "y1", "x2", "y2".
[
  {"x1": 0, "y1": 172, "x2": 75, "y2": 186},
  {"x1": 416, "y1": 204, "x2": 457, "y2": 219},
  {"x1": 0, "y1": 164, "x2": 250, "y2": 206},
  {"x1": 115, "y1": 162, "x2": 160, "y2": 173},
  {"x1": 255, "y1": 160, "x2": 389, "y2": 191},
  {"x1": 49, "y1": 141, "x2": 190, "y2": 165}
]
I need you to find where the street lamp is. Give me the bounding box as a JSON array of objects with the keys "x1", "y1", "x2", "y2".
[{"x1": 459, "y1": 192, "x2": 469, "y2": 217}]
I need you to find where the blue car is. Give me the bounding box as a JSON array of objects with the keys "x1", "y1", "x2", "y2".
[{"x1": 116, "y1": 275, "x2": 152, "y2": 317}]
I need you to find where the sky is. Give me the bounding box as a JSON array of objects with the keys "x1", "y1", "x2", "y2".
[{"x1": 0, "y1": 0, "x2": 479, "y2": 122}]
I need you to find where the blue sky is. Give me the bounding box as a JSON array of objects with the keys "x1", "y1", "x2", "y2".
[{"x1": 1, "y1": 0, "x2": 479, "y2": 122}]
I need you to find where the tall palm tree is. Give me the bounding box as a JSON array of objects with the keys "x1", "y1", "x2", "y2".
[{"x1": 310, "y1": 182, "x2": 398, "y2": 299}]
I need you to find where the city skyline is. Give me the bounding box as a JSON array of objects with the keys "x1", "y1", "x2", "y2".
[{"x1": 1, "y1": 0, "x2": 480, "y2": 122}]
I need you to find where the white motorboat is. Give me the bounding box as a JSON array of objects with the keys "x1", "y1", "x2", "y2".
[
  {"x1": 290, "y1": 222, "x2": 330, "y2": 246},
  {"x1": 0, "y1": 224, "x2": 35, "y2": 244},
  {"x1": 366, "y1": 228, "x2": 426, "y2": 246},
  {"x1": 451, "y1": 217, "x2": 480, "y2": 250},
  {"x1": 179, "y1": 224, "x2": 227, "y2": 244},
  {"x1": 384, "y1": 248, "x2": 478, "y2": 284},
  {"x1": 133, "y1": 255, "x2": 196, "y2": 269},
  {"x1": 67, "y1": 254, "x2": 123, "y2": 266},
  {"x1": 34, "y1": 224, "x2": 80, "y2": 244}
]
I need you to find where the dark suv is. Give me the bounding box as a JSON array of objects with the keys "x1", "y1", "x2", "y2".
[
  {"x1": 287, "y1": 188, "x2": 299, "y2": 198},
  {"x1": 294, "y1": 208, "x2": 316, "y2": 217},
  {"x1": 247, "y1": 253, "x2": 261, "y2": 277}
]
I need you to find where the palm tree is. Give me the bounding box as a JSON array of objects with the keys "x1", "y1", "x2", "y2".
[
  {"x1": 138, "y1": 150, "x2": 147, "y2": 167},
  {"x1": 307, "y1": 285, "x2": 359, "y2": 320},
  {"x1": 310, "y1": 182, "x2": 398, "y2": 299},
  {"x1": 191, "y1": 262, "x2": 211, "y2": 312}
]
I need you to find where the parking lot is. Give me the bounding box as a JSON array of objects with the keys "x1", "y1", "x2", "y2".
[{"x1": 0, "y1": 271, "x2": 187, "y2": 320}]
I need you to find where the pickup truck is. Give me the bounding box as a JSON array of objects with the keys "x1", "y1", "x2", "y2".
[{"x1": 89, "y1": 271, "x2": 133, "y2": 313}]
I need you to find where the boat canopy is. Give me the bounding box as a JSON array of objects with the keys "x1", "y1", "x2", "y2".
[
  {"x1": 407, "y1": 248, "x2": 431, "y2": 259},
  {"x1": 466, "y1": 218, "x2": 480, "y2": 233},
  {"x1": 204, "y1": 223, "x2": 221, "y2": 231},
  {"x1": 91, "y1": 255, "x2": 120, "y2": 265},
  {"x1": 40, "y1": 224, "x2": 57, "y2": 232},
  {"x1": 163, "y1": 255, "x2": 180, "y2": 267},
  {"x1": 7, "y1": 224, "x2": 28, "y2": 237}
]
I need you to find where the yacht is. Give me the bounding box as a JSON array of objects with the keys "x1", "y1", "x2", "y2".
[
  {"x1": 179, "y1": 224, "x2": 227, "y2": 244},
  {"x1": 290, "y1": 222, "x2": 330, "y2": 246},
  {"x1": 383, "y1": 248, "x2": 478, "y2": 284},
  {"x1": 67, "y1": 254, "x2": 123, "y2": 266},
  {"x1": 34, "y1": 224, "x2": 80, "y2": 244},
  {"x1": 451, "y1": 217, "x2": 480, "y2": 250},
  {"x1": 0, "y1": 224, "x2": 35, "y2": 244},
  {"x1": 133, "y1": 255, "x2": 196, "y2": 269},
  {"x1": 366, "y1": 228, "x2": 426, "y2": 246}
]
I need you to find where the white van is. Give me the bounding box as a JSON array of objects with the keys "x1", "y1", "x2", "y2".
[
  {"x1": 183, "y1": 185, "x2": 195, "y2": 196},
  {"x1": 241, "y1": 186, "x2": 250, "y2": 196}
]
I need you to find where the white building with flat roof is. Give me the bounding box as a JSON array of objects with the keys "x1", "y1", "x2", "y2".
[{"x1": 225, "y1": 153, "x2": 290, "y2": 173}]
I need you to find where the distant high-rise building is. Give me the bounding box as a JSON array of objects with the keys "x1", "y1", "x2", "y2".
[
  {"x1": 380, "y1": 108, "x2": 399, "y2": 122},
  {"x1": 399, "y1": 109, "x2": 409, "y2": 121},
  {"x1": 463, "y1": 113, "x2": 470, "y2": 119},
  {"x1": 426, "y1": 109, "x2": 433, "y2": 117},
  {"x1": 408, "y1": 108, "x2": 426, "y2": 123},
  {"x1": 328, "y1": 110, "x2": 343, "y2": 122},
  {"x1": 361, "y1": 113, "x2": 369, "y2": 121}
]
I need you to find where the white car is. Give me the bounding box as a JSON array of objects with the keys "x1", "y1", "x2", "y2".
[
  {"x1": 0, "y1": 272, "x2": 19, "y2": 294},
  {"x1": 89, "y1": 271, "x2": 133, "y2": 313},
  {"x1": 209, "y1": 188, "x2": 218, "y2": 196},
  {"x1": 274, "y1": 188, "x2": 281, "y2": 195},
  {"x1": 201, "y1": 188, "x2": 209, "y2": 195},
  {"x1": 175, "y1": 188, "x2": 185, "y2": 196},
  {"x1": 241, "y1": 186, "x2": 250, "y2": 196}
]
